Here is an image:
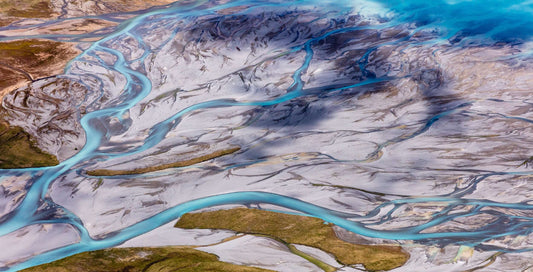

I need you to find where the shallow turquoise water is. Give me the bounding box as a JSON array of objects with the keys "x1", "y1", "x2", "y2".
[{"x1": 1, "y1": 0, "x2": 533, "y2": 271}]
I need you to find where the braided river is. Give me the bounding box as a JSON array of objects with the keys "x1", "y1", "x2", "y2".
[{"x1": 1, "y1": 0, "x2": 533, "y2": 271}]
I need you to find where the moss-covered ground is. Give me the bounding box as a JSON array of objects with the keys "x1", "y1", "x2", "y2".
[
  {"x1": 21, "y1": 247, "x2": 274, "y2": 272},
  {"x1": 175, "y1": 208, "x2": 409, "y2": 271},
  {"x1": 87, "y1": 147, "x2": 240, "y2": 176},
  {"x1": 0, "y1": 122, "x2": 58, "y2": 168}
]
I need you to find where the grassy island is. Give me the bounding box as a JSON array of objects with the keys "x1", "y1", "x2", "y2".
[
  {"x1": 175, "y1": 208, "x2": 409, "y2": 271},
  {"x1": 0, "y1": 122, "x2": 58, "y2": 168},
  {"x1": 87, "y1": 147, "x2": 240, "y2": 176},
  {"x1": 21, "y1": 247, "x2": 273, "y2": 272}
]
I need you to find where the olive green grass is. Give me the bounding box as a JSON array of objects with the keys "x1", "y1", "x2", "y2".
[
  {"x1": 87, "y1": 147, "x2": 240, "y2": 176},
  {"x1": 175, "y1": 208, "x2": 409, "y2": 271},
  {"x1": 0, "y1": 122, "x2": 58, "y2": 168},
  {"x1": 21, "y1": 247, "x2": 274, "y2": 272}
]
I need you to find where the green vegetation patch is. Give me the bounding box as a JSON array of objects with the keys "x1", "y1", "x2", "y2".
[
  {"x1": 286, "y1": 244, "x2": 337, "y2": 272},
  {"x1": 22, "y1": 246, "x2": 273, "y2": 272},
  {"x1": 175, "y1": 208, "x2": 409, "y2": 271},
  {"x1": 0, "y1": 0, "x2": 53, "y2": 18},
  {"x1": 87, "y1": 147, "x2": 240, "y2": 176},
  {"x1": 0, "y1": 122, "x2": 58, "y2": 168}
]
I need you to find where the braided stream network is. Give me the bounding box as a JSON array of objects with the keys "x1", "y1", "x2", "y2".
[{"x1": 1, "y1": 0, "x2": 533, "y2": 270}]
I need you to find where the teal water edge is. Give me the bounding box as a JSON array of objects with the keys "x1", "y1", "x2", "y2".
[{"x1": 1, "y1": 0, "x2": 533, "y2": 271}]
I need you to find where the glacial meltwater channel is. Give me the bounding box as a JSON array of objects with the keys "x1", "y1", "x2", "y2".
[{"x1": 1, "y1": 0, "x2": 533, "y2": 271}]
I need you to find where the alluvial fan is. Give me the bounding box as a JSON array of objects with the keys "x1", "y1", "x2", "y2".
[{"x1": 0, "y1": 0, "x2": 532, "y2": 271}]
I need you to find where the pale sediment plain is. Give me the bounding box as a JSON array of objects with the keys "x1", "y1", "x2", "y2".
[{"x1": 0, "y1": 0, "x2": 533, "y2": 271}]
